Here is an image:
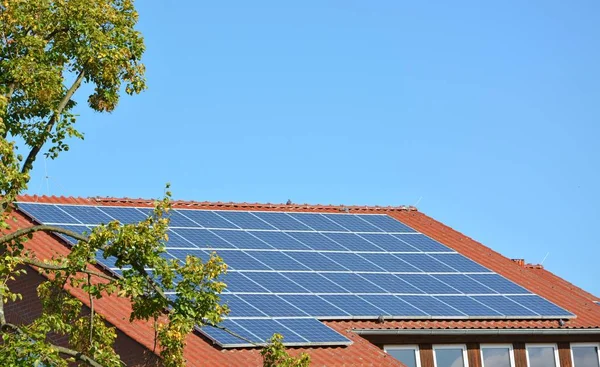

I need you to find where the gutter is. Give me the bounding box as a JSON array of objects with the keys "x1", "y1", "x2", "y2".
[{"x1": 353, "y1": 328, "x2": 600, "y2": 336}]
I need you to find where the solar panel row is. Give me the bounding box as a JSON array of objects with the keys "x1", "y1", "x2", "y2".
[
  {"x1": 16, "y1": 203, "x2": 417, "y2": 233},
  {"x1": 199, "y1": 317, "x2": 351, "y2": 347}
]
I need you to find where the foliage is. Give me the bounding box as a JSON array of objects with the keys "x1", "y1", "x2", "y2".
[{"x1": 261, "y1": 334, "x2": 311, "y2": 367}]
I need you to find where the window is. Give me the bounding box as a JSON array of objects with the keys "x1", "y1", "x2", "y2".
[
  {"x1": 526, "y1": 344, "x2": 560, "y2": 367},
  {"x1": 384, "y1": 345, "x2": 421, "y2": 367},
  {"x1": 480, "y1": 344, "x2": 515, "y2": 367},
  {"x1": 433, "y1": 345, "x2": 469, "y2": 367},
  {"x1": 572, "y1": 343, "x2": 600, "y2": 367}
]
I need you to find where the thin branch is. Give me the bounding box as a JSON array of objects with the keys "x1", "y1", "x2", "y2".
[
  {"x1": 0, "y1": 295, "x2": 5, "y2": 325},
  {"x1": 21, "y1": 69, "x2": 85, "y2": 174},
  {"x1": 45, "y1": 27, "x2": 70, "y2": 41},
  {"x1": 87, "y1": 273, "x2": 94, "y2": 345},
  {"x1": 20, "y1": 258, "x2": 116, "y2": 282},
  {"x1": 0, "y1": 224, "x2": 89, "y2": 245}
]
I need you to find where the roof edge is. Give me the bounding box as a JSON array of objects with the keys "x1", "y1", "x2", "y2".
[
  {"x1": 16, "y1": 194, "x2": 418, "y2": 212},
  {"x1": 353, "y1": 328, "x2": 600, "y2": 336}
]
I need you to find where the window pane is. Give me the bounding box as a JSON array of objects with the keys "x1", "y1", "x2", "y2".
[
  {"x1": 482, "y1": 347, "x2": 511, "y2": 367},
  {"x1": 573, "y1": 346, "x2": 600, "y2": 367},
  {"x1": 387, "y1": 349, "x2": 417, "y2": 367},
  {"x1": 435, "y1": 348, "x2": 465, "y2": 367},
  {"x1": 528, "y1": 347, "x2": 556, "y2": 367}
]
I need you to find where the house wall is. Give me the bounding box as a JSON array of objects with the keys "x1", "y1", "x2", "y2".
[
  {"x1": 372, "y1": 334, "x2": 600, "y2": 367},
  {"x1": 4, "y1": 266, "x2": 162, "y2": 367}
]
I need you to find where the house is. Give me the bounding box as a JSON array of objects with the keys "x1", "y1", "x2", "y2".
[{"x1": 5, "y1": 195, "x2": 600, "y2": 367}]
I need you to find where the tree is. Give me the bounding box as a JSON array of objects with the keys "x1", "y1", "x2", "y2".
[
  {"x1": 0, "y1": 1, "x2": 232, "y2": 366},
  {"x1": 261, "y1": 334, "x2": 310, "y2": 367}
]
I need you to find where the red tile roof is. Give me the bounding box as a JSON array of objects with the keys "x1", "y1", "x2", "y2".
[{"x1": 10, "y1": 195, "x2": 600, "y2": 366}]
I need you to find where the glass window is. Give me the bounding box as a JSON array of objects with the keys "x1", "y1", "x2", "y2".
[
  {"x1": 385, "y1": 345, "x2": 420, "y2": 367},
  {"x1": 526, "y1": 344, "x2": 559, "y2": 367},
  {"x1": 481, "y1": 344, "x2": 514, "y2": 367},
  {"x1": 434, "y1": 345, "x2": 468, "y2": 367},
  {"x1": 572, "y1": 343, "x2": 600, "y2": 367}
]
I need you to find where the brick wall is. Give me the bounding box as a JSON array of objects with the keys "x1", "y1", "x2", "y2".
[{"x1": 4, "y1": 265, "x2": 162, "y2": 367}]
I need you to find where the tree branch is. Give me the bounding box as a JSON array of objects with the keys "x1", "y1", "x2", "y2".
[
  {"x1": 87, "y1": 273, "x2": 94, "y2": 345},
  {"x1": 0, "y1": 224, "x2": 89, "y2": 245},
  {"x1": 21, "y1": 69, "x2": 85, "y2": 174},
  {"x1": 52, "y1": 345, "x2": 104, "y2": 367},
  {"x1": 20, "y1": 258, "x2": 116, "y2": 282}
]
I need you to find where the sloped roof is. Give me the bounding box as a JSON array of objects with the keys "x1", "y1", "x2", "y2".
[{"x1": 9, "y1": 195, "x2": 600, "y2": 366}]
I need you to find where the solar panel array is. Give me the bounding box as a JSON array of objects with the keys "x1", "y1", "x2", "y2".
[{"x1": 16, "y1": 202, "x2": 574, "y2": 348}]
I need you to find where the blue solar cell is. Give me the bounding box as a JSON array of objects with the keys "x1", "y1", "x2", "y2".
[
  {"x1": 279, "y1": 295, "x2": 349, "y2": 317},
  {"x1": 221, "y1": 272, "x2": 268, "y2": 293},
  {"x1": 166, "y1": 249, "x2": 211, "y2": 263},
  {"x1": 238, "y1": 294, "x2": 308, "y2": 317},
  {"x1": 356, "y1": 215, "x2": 417, "y2": 233},
  {"x1": 249, "y1": 231, "x2": 311, "y2": 250},
  {"x1": 360, "y1": 295, "x2": 428, "y2": 317},
  {"x1": 468, "y1": 274, "x2": 531, "y2": 295},
  {"x1": 53, "y1": 224, "x2": 92, "y2": 244},
  {"x1": 285, "y1": 232, "x2": 347, "y2": 251},
  {"x1": 172, "y1": 228, "x2": 234, "y2": 249},
  {"x1": 472, "y1": 296, "x2": 539, "y2": 317},
  {"x1": 242, "y1": 272, "x2": 307, "y2": 293},
  {"x1": 324, "y1": 253, "x2": 383, "y2": 272},
  {"x1": 57, "y1": 205, "x2": 114, "y2": 224},
  {"x1": 320, "y1": 295, "x2": 386, "y2": 316},
  {"x1": 214, "y1": 211, "x2": 276, "y2": 230},
  {"x1": 210, "y1": 230, "x2": 273, "y2": 250},
  {"x1": 393, "y1": 234, "x2": 453, "y2": 252},
  {"x1": 220, "y1": 294, "x2": 267, "y2": 317},
  {"x1": 95, "y1": 250, "x2": 118, "y2": 269},
  {"x1": 18, "y1": 203, "x2": 80, "y2": 224},
  {"x1": 251, "y1": 212, "x2": 312, "y2": 231},
  {"x1": 165, "y1": 210, "x2": 202, "y2": 227},
  {"x1": 508, "y1": 295, "x2": 573, "y2": 317},
  {"x1": 216, "y1": 250, "x2": 270, "y2": 270},
  {"x1": 399, "y1": 296, "x2": 465, "y2": 317},
  {"x1": 281, "y1": 272, "x2": 348, "y2": 293},
  {"x1": 285, "y1": 252, "x2": 347, "y2": 271},
  {"x1": 200, "y1": 319, "x2": 256, "y2": 346},
  {"x1": 247, "y1": 251, "x2": 310, "y2": 271},
  {"x1": 395, "y1": 254, "x2": 457, "y2": 273},
  {"x1": 358, "y1": 234, "x2": 420, "y2": 252},
  {"x1": 177, "y1": 210, "x2": 238, "y2": 229},
  {"x1": 235, "y1": 318, "x2": 307, "y2": 343},
  {"x1": 166, "y1": 229, "x2": 198, "y2": 248},
  {"x1": 321, "y1": 214, "x2": 383, "y2": 232},
  {"x1": 430, "y1": 254, "x2": 491, "y2": 272},
  {"x1": 288, "y1": 213, "x2": 348, "y2": 232},
  {"x1": 322, "y1": 273, "x2": 386, "y2": 293},
  {"x1": 435, "y1": 296, "x2": 502, "y2": 317},
  {"x1": 396, "y1": 274, "x2": 461, "y2": 294},
  {"x1": 359, "y1": 273, "x2": 424, "y2": 294},
  {"x1": 275, "y1": 318, "x2": 350, "y2": 344},
  {"x1": 431, "y1": 274, "x2": 497, "y2": 295},
  {"x1": 360, "y1": 253, "x2": 422, "y2": 273},
  {"x1": 98, "y1": 206, "x2": 149, "y2": 224},
  {"x1": 322, "y1": 233, "x2": 384, "y2": 252}
]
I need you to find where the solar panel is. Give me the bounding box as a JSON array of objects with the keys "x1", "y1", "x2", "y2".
[{"x1": 16, "y1": 202, "x2": 575, "y2": 349}]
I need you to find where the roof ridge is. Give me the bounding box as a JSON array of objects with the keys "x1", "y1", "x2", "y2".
[{"x1": 16, "y1": 194, "x2": 418, "y2": 212}]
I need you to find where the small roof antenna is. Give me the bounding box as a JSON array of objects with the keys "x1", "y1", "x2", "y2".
[
  {"x1": 414, "y1": 196, "x2": 423, "y2": 207},
  {"x1": 286, "y1": 199, "x2": 292, "y2": 205},
  {"x1": 540, "y1": 252, "x2": 550, "y2": 265}
]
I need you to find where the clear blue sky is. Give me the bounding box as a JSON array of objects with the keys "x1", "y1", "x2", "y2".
[{"x1": 27, "y1": 1, "x2": 600, "y2": 296}]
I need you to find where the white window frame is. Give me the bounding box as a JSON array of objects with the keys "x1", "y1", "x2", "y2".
[
  {"x1": 525, "y1": 343, "x2": 560, "y2": 367},
  {"x1": 480, "y1": 344, "x2": 515, "y2": 367},
  {"x1": 384, "y1": 344, "x2": 421, "y2": 367},
  {"x1": 570, "y1": 342, "x2": 600, "y2": 367},
  {"x1": 433, "y1": 344, "x2": 469, "y2": 367}
]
